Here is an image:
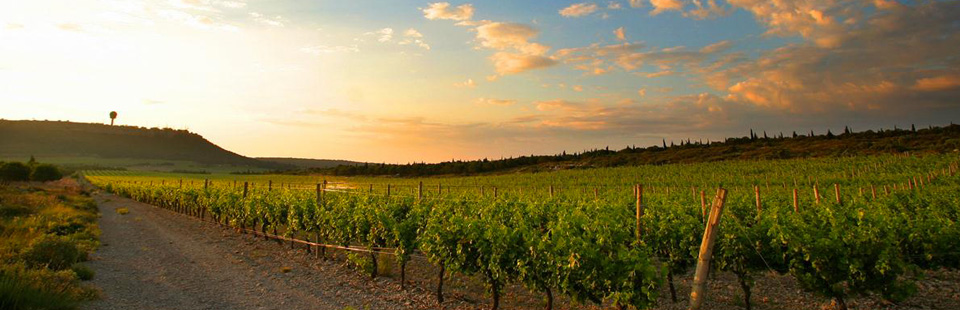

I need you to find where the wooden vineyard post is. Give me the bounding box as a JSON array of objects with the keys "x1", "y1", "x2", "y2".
[
  {"x1": 635, "y1": 184, "x2": 644, "y2": 242},
  {"x1": 493, "y1": 187, "x2": 498, "y2": 199},
  {"x1": 179, "y1": 179, "x2": 183, "y2": 189},
  {"x1": 884, "y1": 185, "x2": 890, "y2": 195},
  {"x1": 871, "y1": 185, "x2": 877, "y2": 199},
  {"x1": 387, "y1": 184, "x2": 391, "y2": 197},
  {"x1": 793, "y1": 188, "x2": 799, "y2": 213},
  {"x1": 594, "y1": 187, "x2": 599, "y2": 200},
  {"x1": 909, "y1": 178, "x2": 915, "y2": 190},
  {"x1": 754, "y1": 185, "x2": 761, "y2": 213},
  {"x1": 317, "y1": 183, "x2": 323, "y2": 206},
  {"x1": 418, "y1": 181, "x2": 423, "y2": 201},
  {"x1": 834, "y1": 184, "x2": 842, "y2": 205},
  {"x1": 438, "y1": 183, "x2": 442, "y2": 196},
  {"x1": 268, "y1": 180, "x2": 272, "y2": 191},
  {"x1": 204, "y1": 179, "x2": 209, "y2": 191},
  {"x1": 243, "y1": 182, "x2": 249, "y2": 198},
  {"x1": 549, "y1": 185, "x2": 554, "y2": 198},
  {"x1": 700, "y1": 190, "x2": 707, "y2": 223},
  {"x1": 689, "y1": 188, "x2": 728, "y2": 310},
  {"x1": 814, "y1": 184, "x2": 821, "y2": 205}
]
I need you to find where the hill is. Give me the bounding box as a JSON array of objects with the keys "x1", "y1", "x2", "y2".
[
  {"x1": 312, "y1": 124, "x2": 960, "y2": 176},
  {"x1": 257, "y1": 157, "x2": 364, "y2": 169},
  {"x1": 0, "y1": 120, "x2": 289, "y2": 171}
]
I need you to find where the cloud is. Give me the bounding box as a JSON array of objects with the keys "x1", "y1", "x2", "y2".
[
  {"x1": 219, "y1": 1, "x2": 246, "y2": 9},
  {"x1": 536, "y1": 99, "x2": 585, "y2": 111},
  {"x1": 454, "y1": 78, "x2": 478, "y2": 88},
  {"x1": 912, "y1": 75, "x2": 960, "y2": 92},
  {"x1": 711, "y1": 1, "x2": 960, "y2": 112},
  {"x1": 685, "y1": 0, "x2": 730, "y2": 20},
  {"x1": 365, "y1": 28, "x2": 394, "y2": 42},
  {"x1": 249, "y1": 12, "x2": 284, "y2": 27},
  {"x1": 560, "y1": 3, "x2": 599, "y2": 17},
  {"x1": 572, "y1": 85, "x2": 584, "y2": 92},
  {"x1": 699, "y1": 40, "x2": 731, "y2": 54},
  {"x1": 608, "y1": 2, "x2": 623, "y2": 9},
  {"x1": 422, "y1": 2, "x2": 475, "y2": 21},
  {"x1": 399, "y1": 28, "x2": 431, "y2": 50},
  {"x1": 629, "y1": 0, "x2": 645, "y2": 8},
  {"x1": 638, "y1": 88, "x2": 647, "y2": 97},
  {"x1": 475, "y1": 98, "x2": 517, "y2": 106},
  {"x1": 649, "y1": 0, "x2": 684, "y2": 16},
  {"x1": 646, "y1": 70, "x2": 675, "y2": 78},
  {"x1": 490, "y1": 52, "x2": 558, "y2": 75},
  {"x1": 614, "y1": 27, "x2": 626, "y2": 41},
  {"x1": 300, "y1": 45, "x2": 360, "y2": 55},
  {"x1": 475, "y1": 22, "x2": 551, "y2": 55},
  {"x1": 56, "y1": 23, "x2": 84, "y2": 32}
]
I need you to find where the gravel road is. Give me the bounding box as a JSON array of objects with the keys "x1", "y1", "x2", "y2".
[{"x1": 82, "y1": 192, "x2": 437, "y2": 310}]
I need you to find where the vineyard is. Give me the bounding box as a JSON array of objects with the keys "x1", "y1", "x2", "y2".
[{"x1": 83, "y1": 154, "x2": 960, "y2": 310}]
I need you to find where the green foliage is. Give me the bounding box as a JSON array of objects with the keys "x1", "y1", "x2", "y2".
[
  {"x1": 70, "y1": 263, "x2": 94, "y2": 281},
  {"x1": 21, "y1": 236, "x2": 84, "y2": 271},
  {"x1": 0, "y1": 162, "x2": 31, "y2": 181},
  {"x1": 86, "y1": 153, "x2": 960, "y2": 309},
  {"x1": 31, "y1": 164, "x2": 63, "y2": 182}
]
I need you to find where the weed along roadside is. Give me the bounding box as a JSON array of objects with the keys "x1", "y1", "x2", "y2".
[{"x1": 0, "y1": 174, "x2": 101, "y2": 309}]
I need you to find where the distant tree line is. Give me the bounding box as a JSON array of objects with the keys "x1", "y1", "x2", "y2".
[
  {"x1": 305, "y1": 123, "x2": 960, "y2": 177},
  {"x1": 0, "y1": 156, "x2": 63, "y2": 182}
]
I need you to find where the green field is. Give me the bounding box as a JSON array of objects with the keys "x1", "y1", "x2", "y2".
[{"x1": 83, "y1": 153, "x2": 960, "y2": 309}]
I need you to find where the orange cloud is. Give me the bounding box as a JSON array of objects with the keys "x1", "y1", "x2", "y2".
[
  {"x1": 613, "y1": 27, "x2": 626, "y2": 41},
  {"x1": 560, "y1": 3, "x2": 599, "y2": 17},
  {"x1": 650, "y1": 0, "x2": 684, "y2": 15},
  {"x1": 475, "y1": 98, "x2": 517, "y2": 106},
  {"x1": 422, "y1": 2, "x2": 475, "y2": 21},
  {"x1": 490, "y1": 52, "x2": 558, "y2": 75},
  {"x1": 912, "y1": 75, "x2": 960, "y2": 92}
]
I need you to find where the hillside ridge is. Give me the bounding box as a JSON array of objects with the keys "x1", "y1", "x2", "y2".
[{"x1": 0, "y1": 120, "x2": 283, "y2": 169}]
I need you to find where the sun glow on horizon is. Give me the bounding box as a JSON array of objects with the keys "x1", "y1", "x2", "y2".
[{"x1": 2, "y1": 0, "x2": 959, "y2": 163}]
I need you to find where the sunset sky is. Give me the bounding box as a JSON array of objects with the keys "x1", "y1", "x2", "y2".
[{"x1": 2, "y1": 0, "x2": 959, "y2": 163}]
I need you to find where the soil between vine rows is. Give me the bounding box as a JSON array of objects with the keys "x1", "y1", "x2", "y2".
[{"x1": 82, "y1": 192, "x2": 960, "y2": 310}]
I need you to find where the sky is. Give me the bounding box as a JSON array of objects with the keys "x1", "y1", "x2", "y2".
[{"x1": 1, "y1": 0, "x2": 959, "y2": 163}]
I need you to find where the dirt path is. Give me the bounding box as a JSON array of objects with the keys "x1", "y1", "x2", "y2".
[{"x1": 83, "y1": 192, "x2": 435, "y2": 310}]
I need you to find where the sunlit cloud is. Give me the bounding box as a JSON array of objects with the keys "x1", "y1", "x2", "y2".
[
  {"x1": 560, "y1": 3, "x2": 599, "y2": 18},
  {"x1": 613, "y1": 26, "x2": 626, "y2": 41},
  {"x1": 649, "y1": 0, "x2": 684, "y2": 16},
  {"x1": 422, "y1": 2, "x2": 474, "y2": 21},
  {"x1": 475, "y1": 97, "x2": 517, "y2": 106}
]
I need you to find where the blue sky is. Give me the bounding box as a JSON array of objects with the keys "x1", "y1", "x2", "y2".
[{"x1": 1, "y1": 0, "x2": 958, "y2": 162}]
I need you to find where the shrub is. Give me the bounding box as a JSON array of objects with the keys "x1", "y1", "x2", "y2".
[
  {"x1": 70, "y1": 263, "x2": 94, "y2": 281},
  {"x1": 0, "y1": 162, "x2": 31, "y2": 182},
  {"x1": 21, "y1": 236, "x2": 84, "y2": 270},
  {"x1": 31, "y1": 164, "x2": 63, "y2": 182},
  {"x1": 0, "y1": 272, "x2": 75, "y2": 310}
]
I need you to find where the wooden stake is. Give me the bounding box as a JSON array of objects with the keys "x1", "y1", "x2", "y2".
[
  {"x1": 387, "y1": 184, "x2": 391, "y2": 197},
  {"x1": 268, "y1": 180, "x2": 272, "y2": 191},
  {"x1": 871, "y1": 185, "x2": 877, "y2": 200},
  {"x1": 689, "y1": 188, "x2": 728, "y2": 310},
  {"x1": 700, "y1": 190, "x2": 707, "y2": 222},
  {"x1": 243, "y1": 182, "x2": 248, "y2": 198},
  {"x1": 834, "y1": 184, "x2": 842, "y2": 205},
  {"x1": 754, "y1": 185, "x2": 761, "y2": 214},
  {"x1": 792, "y1": 188, "x2": 799, "y2": 213},
  {"x1": 493, "y1": 187, "x2": 498, "y2": 199},
  {"x1": 594, "y1": 187, "x2": 599, "y2": 200},
  {"x1": 316, "y1": 183, "x2": 322, "y2": 205},
  {"x1": 814, "y1": 184, "x2": 821, "y2": 205},
  {"x1": 418, "y1": 181, "x2": 423, "y2": 201},
  {"x1": 549, "y1": 185, "x2": 554, "y2": 198},
  {"x1": 636, "y1": 184, "x2": 643, "y2": 241}
]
